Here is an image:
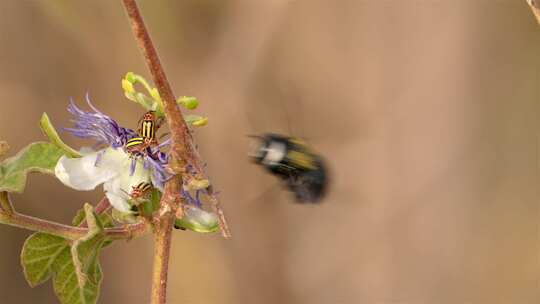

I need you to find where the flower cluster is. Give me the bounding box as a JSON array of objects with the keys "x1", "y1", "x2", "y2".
[
  {"x1": 49, "y1": 70, "x2": 219, "y2": 232},
  {"x1": 55, "y1": 95, "x2": 212, "y2": 227}
]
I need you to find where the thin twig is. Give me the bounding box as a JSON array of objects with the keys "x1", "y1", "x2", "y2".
[
  {"x1": 0, "y1": 210, "x2": 149, "y2": 240},
  {"x1": 0, "y1": 192, "x2": 149, "y2": 240}
]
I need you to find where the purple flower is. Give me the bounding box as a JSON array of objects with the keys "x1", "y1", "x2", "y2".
[
  {"x1": 64, "y1": 94, "x2": 138, "y2": 149},
  {"x1": 55, "y1": 96, "x2": 172, "y2": 212},
  {"x1": 54, "y1": 94, "x2": 216, "y2": 226}
]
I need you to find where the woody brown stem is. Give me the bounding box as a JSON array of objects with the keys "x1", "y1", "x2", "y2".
[
  {"x1": 121, "y1": 0, "x2": 233, "y2": 301},
  {"x1": 121, "y1": 1, "x2": 189, "y2": 303},
  {"x1": 121, "y1": 0, "x2": 230, "y2": 239}
]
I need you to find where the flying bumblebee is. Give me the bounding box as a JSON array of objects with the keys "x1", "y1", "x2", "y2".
[{"x1": 250, "y1": 133, "x2": 328, "y2": 203}]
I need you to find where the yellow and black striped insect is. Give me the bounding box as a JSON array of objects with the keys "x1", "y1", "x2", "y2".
[
  {"x1": 126, "y1": 182, "x2": 153, "y2": 216},
  {"x1": 124, "y1": 136, "x2": 151, "y2": 157},
  {"x1": 138, "y1": 111, "x2": 163, "y2": 145},
  {"x1": 124, "y1": 111, "x2": 164, "y2": 157},
  {"x1": 130, "y1": 182, "x2": 153, "y2": 200},
  {"x1": 250, "y1": 133, "x2": 328, "y2": 203}
]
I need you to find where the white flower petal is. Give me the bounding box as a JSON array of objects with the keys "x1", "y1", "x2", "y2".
[
  {"x1": 103, "y1": 155, "x2": 151, "y2": 213},
  {"x1": 105, "y1": 191, "x2": 132, "y2": 213},
  {"x1": 55, "y1": 151, "x2": 118, "y2": 191},
  {"x1": 56, "y1": 146, "x2": 152, "y2": 213},
  {"x1": 184, "y1": 205, "x2": 218, "y2": 227}
]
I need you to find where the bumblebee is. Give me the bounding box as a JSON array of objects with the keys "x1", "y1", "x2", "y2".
[{"x1": 250, "y1": 133, "x2": 328, "y2": 203}]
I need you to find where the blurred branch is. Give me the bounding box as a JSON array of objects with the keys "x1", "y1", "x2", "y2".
[
  {"x1": 527, "y1": 0, "x2": 540, "y2": 24},
  {"x1": 0, "y1": 192, "x2": 149, "y2": 240}
]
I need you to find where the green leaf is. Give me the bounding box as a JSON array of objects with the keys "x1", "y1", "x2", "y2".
[
  {"x1": 21, "y1": 206, "x2": 113, "y2": 304},
  {"x1": 21, "y1": 233, "x2": 67, "y2": 287},
  {"x1": 52, "y1": 234, "x2": 105, "y2": 304},
  {"x1": 40, "y1": 113, "x2": 82, "y2": 158},
  {"x1": 21, "y1": 233, "x2": 105, "y2": 304},
  {"x1": 0, "y1": 142, "x2": 65, "y2": 193},
  {"x1": 72, "y1": 206, "x2": 114, "y2": 228}
]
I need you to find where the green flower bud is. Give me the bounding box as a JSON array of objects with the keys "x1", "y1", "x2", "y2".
[
  {"x1": 125, "y1": 71, "x2": 137, "y2": 83},
  {"x1": 121, "y1": 79, "x2": 135, "y2": 94},
  {"x1": 177, "y1": 96, "x2": 199, "y2": 110}
]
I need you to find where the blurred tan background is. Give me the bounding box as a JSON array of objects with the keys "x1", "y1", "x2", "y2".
[{"x1": 0, "y1": 1, "x2": 538, "y2": 303}]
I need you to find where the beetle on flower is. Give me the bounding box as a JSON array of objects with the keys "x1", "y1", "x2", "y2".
[{"x1": 53, "y1": 94, "x2": 217, "y2": 232}]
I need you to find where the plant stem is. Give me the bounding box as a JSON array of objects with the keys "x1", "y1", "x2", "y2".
[
  {"x1": 121, "y1": 0, "x2": 190, "y2": 166},
  {"x1": 150, "y1": 212, "x2": 175, "y2": 303},
  {"x1": 121, "y1": 0, "x2": 232, "y2": 301},
  {"x1": 1, "y1": 212, "x2": 87, "y2": 239},
  {"x1": 0, "y1": 210, "x2": 149, "y2": 240},
  {"x1": 121, "y1": 1, "x2": 186, "y2": 303},
  {"x1": 121, "y1": 0, "x2": 231, "y2": 239},
  {"x1": 0, "y1": 192, "x2": 14, "y2": 214},
  {"x1": 0, "y1": 192, "x2": 149, "y2": 240}
]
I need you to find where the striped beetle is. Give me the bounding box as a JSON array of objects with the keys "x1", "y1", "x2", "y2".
[
  {"x1": 130, "y1": 182, "x2": 153, "y2": 200},
  {"x1": 138, "y1": 111, "x2": 163, "y2": 145}
]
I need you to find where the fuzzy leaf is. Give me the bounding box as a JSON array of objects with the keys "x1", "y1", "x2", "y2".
[
  {"x1": 71, "y1": 207, "x2": 113, "y2": 228},
  {"x1": 21, "y1": 207, "x2": 113, "y2": 304},
  {"x1": 52, "y1": 234, "x2": 105, "y2": 304},
  {"x1": 67, "y1": 204, "x2": 105, "y2": 303},
  {"x1": 0, "y1": 142, "x2": 65, "y2": 193},
  {"x1": 21, "y1": 233, "x2": 67, "y2": 287}
]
